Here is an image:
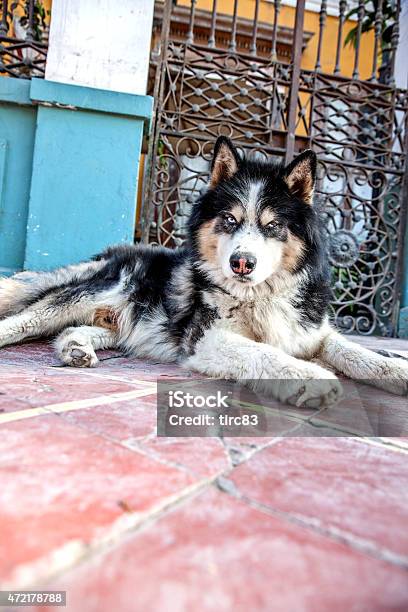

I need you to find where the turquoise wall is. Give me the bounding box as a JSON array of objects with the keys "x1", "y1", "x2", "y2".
[
  {"x1": 0, "y1": 76, "x2": 152, "y2": 273},
  {"x1": 26, "y1": 78, "x2": 152, "y2": 269},
  {"x1": 0, "y1": 79, "x2": 37, "y2": 276},
  {"x1": 25, "y1": 107, "x2": 142, "y2": 268}
]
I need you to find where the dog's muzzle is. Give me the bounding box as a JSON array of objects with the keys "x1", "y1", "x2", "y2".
[{"x1": 229, "y1": 252, "x2": 257, "y2": 276}]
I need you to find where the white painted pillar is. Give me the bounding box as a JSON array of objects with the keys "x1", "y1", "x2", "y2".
[
  {"x1": 45, "y1": 0, "x2": 155, "y2": 95},
  {"x1": 395, "y1": 0, "x2": 408, "y2": 89}
]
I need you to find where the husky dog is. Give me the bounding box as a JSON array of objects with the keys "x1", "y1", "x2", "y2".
[{"x1": 0, "y1": 137, "x2": 407, "y2": 407}]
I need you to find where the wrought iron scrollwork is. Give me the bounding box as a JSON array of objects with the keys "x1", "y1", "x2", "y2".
[
  {"x1": 144, "y1": 0, "x2": 407, "y2": 337},
  {"x1": 0, "y1": 0, "x2": 49, "y2": 79}
]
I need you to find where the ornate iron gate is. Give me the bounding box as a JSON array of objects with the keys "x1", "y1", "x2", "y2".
[{"x1": 143, "y1": 0, "x2": 408, "y2": 337}]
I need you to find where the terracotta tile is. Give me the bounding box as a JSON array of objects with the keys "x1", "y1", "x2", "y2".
[
  {"x1": 0, "y1": 415, "x2": 194, "y2": 583},
  {"x1": 40, "y1": 489, "x2": 408, "y2": 612},
  {"x1": 137, "y1": 437, "x2": 230, "y2": 477},
  {"x1": 0, "y1": 341, "x2": 56, "y2": 367},
  {"x1": 285, "y1": 422, "x2": 347, "y2": 436},
  {"x1": 353, "y1": 335, "x2": 408, "y2": 354},
  {"x1": 58, "y1": 396, "x2": 157, "y2": 441},
  {"x1": 312, "y1": 380, "x2": 408, "y2": 437},
  {"x1": 230, "y1": 437, "x2": 408, "y2": 557},
  {"x1": 0, "y1": 393, "x2": 33, "y2": 414},
  {"x1": 0, "y1": 366, "x2": 148, "y2": 413},
  {"x1": 96, "y1": 357, "x2": 197, "y2": 381},
  {"x1": 60, "y1": 398, "x2": 234, "y2": 478},
  {"x1": 216, "y1": 439, "x2": 269, "y2": 468},
  {"x1": 73, "y1": 367, "x2": 157, "y2": 387}
]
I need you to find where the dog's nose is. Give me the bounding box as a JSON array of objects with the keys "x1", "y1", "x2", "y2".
[{"x1": 229, "y1": 253, "x2": 257, "y2": 275}]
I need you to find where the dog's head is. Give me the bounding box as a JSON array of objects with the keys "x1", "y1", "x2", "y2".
[{"x1": 189, "y1": 136, "x2": 322, "y2": 290}]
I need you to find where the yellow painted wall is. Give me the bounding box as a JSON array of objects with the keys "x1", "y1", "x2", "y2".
[
  {"x1": 179, "y1": 0, "x2": 375, "y2": 80},
  {"x1": 6, "y1": 0, "x2": 52, "y2": 36}
]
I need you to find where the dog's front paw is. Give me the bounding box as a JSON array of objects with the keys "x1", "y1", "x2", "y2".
[
  {"x1": 254, "y1": 359, "x2": 343, "y2": 408},
  {"x1": 372, "y1": 357, "x2": 408, "y2": 396},
  {"x1": 277, "y1": 377, "x2": 343, "y2": 409},
  {"x1": 61, "y1": 341, "x2": 99, "y2": 368}
]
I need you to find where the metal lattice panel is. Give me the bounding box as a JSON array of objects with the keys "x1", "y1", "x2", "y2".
[
  {"x1": 144, "y1": 0, "x2": 407, "y2": 336},
  {"x1": 0, "y1": 0, "x2": 49, "y2": 79},
  {"x1": 306, "y1": 75, "x2": 408, "y2": 335}
]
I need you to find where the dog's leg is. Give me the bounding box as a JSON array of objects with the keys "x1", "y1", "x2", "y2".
[
  {"x1": 319, "y1": 331, "x2": 408, "y2": 396},
  {"x1": 0, "y1": 309, "x2": 64, "y2": 348},
  {"x1": 55, "y1": 326, "x2": 117, "y2": 368},
  {"x1": 184, "y1": 326, "x2": 342, "y2": 408}
]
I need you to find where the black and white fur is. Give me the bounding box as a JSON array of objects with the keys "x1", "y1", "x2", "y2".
[{"x1": 1, "y1": 137, "x2": 407, "y2": 407}]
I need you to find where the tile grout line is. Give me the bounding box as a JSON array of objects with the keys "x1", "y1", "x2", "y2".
[
  {"x1": 2, "y1": 474, "x2": 223, "y2": 591},
  {"x1": 350, "y1": 436, "x2": 408, "y2": 454},
  {"x1": 213, "y1": 434, "x2": 408, "y2": 570},
  {"x1": 214, "y1": 478, "x2": 408, "y2": 571},
  {"x1": 2, "y1": 362, "x2": 406, "y2": 445},
  {"x1": 50, "y1": 410, "x2": 201, "y2": 480},
  {"x1": 2, "y1": 384, "x2": 406, "y2": 451},
  {"x1": 46, "y1": 367, "x2": 160, "y2": 387},
  {"x1": 0, "y1": 387, "x2": 157, "y2": 425},
  {"x1": 2, "y1": 435, "x2": 288, "y2": 589},
  {"x1": 3, "y1": 429, "x2": 407, "y2": 590},
  {"x1": 3, "y1": 435, "x2": 292, "y2": 590}
]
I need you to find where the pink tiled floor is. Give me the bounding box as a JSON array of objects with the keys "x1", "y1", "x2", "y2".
[{"x1": 0, "y1": 338, "x2": 407, "y2": 611}]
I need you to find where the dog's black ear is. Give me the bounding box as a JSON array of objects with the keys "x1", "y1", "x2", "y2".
[
  {"x1": 284, "y1": 149, "x2": 317, "y2": 205},
  {"x1": 210, "y1": 136, "x2": 240, "y2": 188}
]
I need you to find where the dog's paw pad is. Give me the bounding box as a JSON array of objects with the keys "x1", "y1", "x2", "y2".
[
  {"x1": 71, "y1": 348, "x2": 87, "y2": 359},
  {"x1": 62, "y1": 343, "x2": 98, "y2": 368}
]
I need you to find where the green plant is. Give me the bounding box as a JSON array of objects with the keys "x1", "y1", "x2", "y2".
[
  {"x1": 344, "y1": 0, "x2": 397, "y2": 53},
  {"x1": 331, "y1": 266, "x2": 359, "y2": 308},
  {"x1": 9, "y1": 1, "x2": 50, "y2": 42},
  {"x1": 158, "y1": 139, "x2": 168, "y2": 169}
]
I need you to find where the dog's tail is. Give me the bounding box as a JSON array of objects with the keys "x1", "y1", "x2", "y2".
[
  {"x1": 0, "y1": 270, "x2": 66, "y2": 319},
  {"x1": 0, "y1": 260, "x2": 106, "y2": 319},
  {"x1": 0, "y1": 272, "x2": 42, "y2": 319}
]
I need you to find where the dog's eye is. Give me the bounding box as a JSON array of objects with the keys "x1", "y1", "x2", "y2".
[
  {"x1": 223, "y1": 214, "x2": 237, "y2": 226},
  {"x1": 265, "y1": 220, "x2": 281, "y2": 230}
]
